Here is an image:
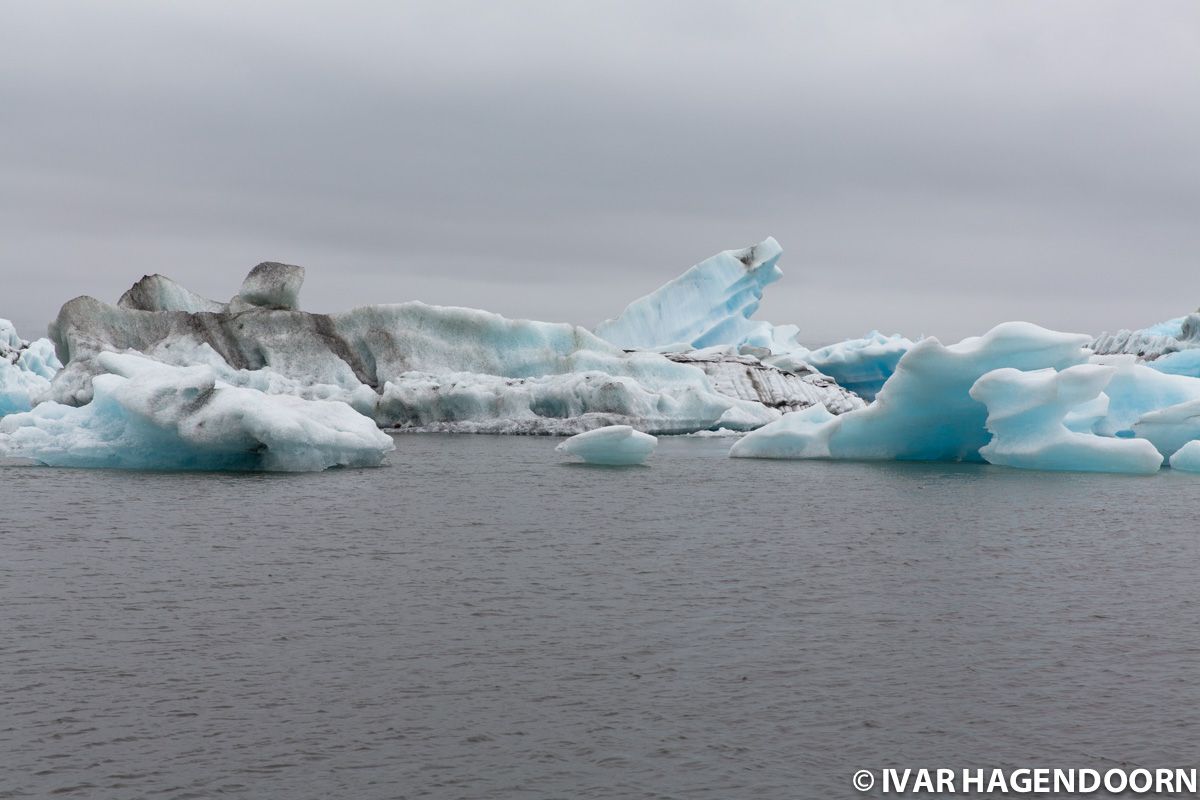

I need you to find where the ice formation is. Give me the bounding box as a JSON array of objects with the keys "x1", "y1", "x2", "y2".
[
  {"x1": 1092, "y1": 312, "x2": 1200, "y2": 360},
  {"x1": 1168, "y1": 440, "x2": 1200, "y2": 472},
  {"x1": 231, "y1": 262, "x2": 305, "y2": 312},
  {"x1": 664, "y1": 349, "x2": 864, "y2": 415},
  {"x1": 1090, "y1": 363, "x2": 1200, "y2": 440},
  {"x1": 0, "y1": 352, "x2": 393, "y2": 471},
  {"x1": 47, "y1": 260, "x2": 861, "y2": 435},
  {"x1": 1146, "y1": 349, "x2": 1200, "y2": 378},
  {"x1": 970, "y1": 365, "x2": 1163, "y2": 474},
  {"x1": 0, "y1": 320, "x2": 63, "y2": 416},
  {"x1": 593, "y1": 238, "x2": 792, "y2": 352},
  {"x1": 119, "y1": 274, "x2": 226, "y2": 313},
  {"x1": 731, "y1": 323, "x2": 1092, "y2": 461},
  {"x1": 1130, "y1": 400, "x2": 1200, "y2": 461},
  {"x1": 773, "y1": 331, "x2": 914, "y2": 402},
  {"x1": 555, "y1": 424, "x2": 657, "y2": 465},
  {"x1": 592, "y1": 238, "x2": 913, "y2": 399}
]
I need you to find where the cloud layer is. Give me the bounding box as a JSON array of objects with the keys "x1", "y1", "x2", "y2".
[{"x1": 2, "y1": 1, "x2": 1198, "y2": 343}]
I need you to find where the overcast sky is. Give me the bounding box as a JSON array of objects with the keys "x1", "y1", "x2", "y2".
[{"x1": 2, "y1": 1, "x2": 1198, "y2": 343}]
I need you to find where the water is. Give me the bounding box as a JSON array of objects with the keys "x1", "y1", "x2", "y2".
[{"x1": 3, "y1": 434, "x2": 1200, "y2": 799}]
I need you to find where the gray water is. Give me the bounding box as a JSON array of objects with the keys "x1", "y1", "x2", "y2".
[{"x1": 3, "y1": 434, "x2": 1200, "y2": 799}]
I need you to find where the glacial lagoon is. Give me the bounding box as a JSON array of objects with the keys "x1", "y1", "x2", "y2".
[{"x1": 5, "y1": 434, "x2": 1200, "y2": 798}]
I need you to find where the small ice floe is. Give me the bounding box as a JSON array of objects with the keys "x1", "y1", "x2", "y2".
[{"x1": 556, "y1": 425, "x2": 656, "y2": 466}]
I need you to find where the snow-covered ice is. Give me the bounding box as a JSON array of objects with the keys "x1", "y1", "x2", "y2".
[
  {"x1": 555, "y1": 425, "x2": 656, "y2": 465},
  {"x1": 731, "y1": 323, "x2": 1092, "y2": 461},
  {"x1": 970, "y1": 365, "x2": 1163, "y2": 474},
  {"x1": 0, "y1": 352, "x2": 393, "y2": 471}
]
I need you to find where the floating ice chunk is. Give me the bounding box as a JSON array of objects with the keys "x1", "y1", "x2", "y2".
[
  {"x1": 1168, "y1": 440, "x2": 1200, "y2": 472},
  {"x1": 555, "y1": 425, "x2": 656, "y2": 465},
  {"x1": 970, "y1": 365, "x2": 1162, "y2": 474},
  {"x1": 776, "y1": 331, "x2": 915, "y2": 401},
  {"x1": 594, "y1": 238, "x2": 789, "y2": 352},
  {"x1": 731, "y1": 322, "x2": 1092, "y2": 461},
  {"x1": 0, "y1": 352, "x2": 393, "y2": 471},
  {"x1": 119, "y1": 274, "x2": 227, "y2": 313}
]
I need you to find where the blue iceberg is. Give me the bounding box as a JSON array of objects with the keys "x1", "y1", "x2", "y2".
[
  {"x1": 970, "y1": 365, "x2": 1163, "y2": 474},
  {"x1": 731, "y1": 323, "x2": 1093, "y2": 461}
]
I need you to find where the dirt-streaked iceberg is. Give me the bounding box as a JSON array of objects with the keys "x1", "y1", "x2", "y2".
[{"x1": 47, "y1": 259, "x2": 863, "y2": 435}]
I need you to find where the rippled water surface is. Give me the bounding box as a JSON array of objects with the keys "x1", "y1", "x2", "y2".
[{"x1": 4, "y1": 434, "x2": 1200, "y2": 799}]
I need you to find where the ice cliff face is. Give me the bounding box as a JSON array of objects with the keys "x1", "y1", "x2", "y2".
[{"x1": 45, "y1": 259, "x2": 862, "y2": 436}]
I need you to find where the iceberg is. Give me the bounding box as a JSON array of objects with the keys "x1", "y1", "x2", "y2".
[
  {"x1": 555, "y1": 424, "x2": 657, "y2": 465},
  {"x1": 0, "y1": 319, "x2": 63, "y2": 416},
  {"x1": 593, "y1": 238, "x2": 790, "y2": 352},
  {"x1": 731, "y1": 322, "x2": 1092, "y2": 461},
  {"x1": 1168, "y1": 440, "x2": 1200, "y2": 472},
  {"x1": 593, "y1": 238, "x2": 914, "y2": 399},
  {"x1": 0, "y1": 352, "x2": 394, "y2": 471},
  {"x1": 969, "y1": 365, "x2": 1163, "y2": 474},
  {"x1": 48, "y1": 261, "x2": 862, "y2": 435}
]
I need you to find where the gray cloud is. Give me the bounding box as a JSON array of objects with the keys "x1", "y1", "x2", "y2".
[{"x1": 2, "y1": 0, "x2": 1198, "y2": 344}]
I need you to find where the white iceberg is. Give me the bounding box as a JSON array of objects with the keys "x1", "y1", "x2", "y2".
[
  {"x1": 0, "y1": 352, "x2": 394, "y2": 471},
  {"x1": 970, "y1": 365, "x2": 1163, "y2": 474},
  {"x1": 1169, "y1": 440, "x2": 1200, "y2": 472},
  {"x1": 731, "y1": 322, "x2": 1092, "y2": 461},
  {"x1": 555, "y1": 425, "x2": 656, "y2": 465}
]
